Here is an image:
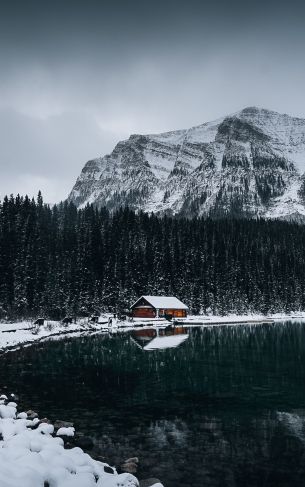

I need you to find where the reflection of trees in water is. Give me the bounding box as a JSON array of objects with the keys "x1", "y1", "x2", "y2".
[
  {"x1": 1, "y1": 322, "x2": 305, "y2": 486},
  {"x1": 2, "y1": 321, "x2": 305, "y2": 410},
  {"x1": 141, "y1": 413, "x2": 305, "y2": 487},
  {"x1": 91, "y1": 413, "x2": 305, "y2": 487},
  {"x1": 2, "y1": 321, "x2": 305, "y2": 406}
]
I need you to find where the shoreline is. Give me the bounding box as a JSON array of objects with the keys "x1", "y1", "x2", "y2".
[
  {"x1": 0, "y1": 391, "x2": 162, "y2": 487},
  {"x1": 1, "y1": 315, "x2": 305, "y2": 486},
  {"x1": 1, "y1": 313, "x2": 305, "y2": 354}
]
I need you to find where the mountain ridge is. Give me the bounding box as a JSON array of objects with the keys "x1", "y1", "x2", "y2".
[{"x1": 68, "y1": 107, "x2": 305, "y2": 220}]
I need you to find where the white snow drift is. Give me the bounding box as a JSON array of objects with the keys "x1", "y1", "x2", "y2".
[{"x1": 0, "y1": 400, "x2": 139, "y2": 487}]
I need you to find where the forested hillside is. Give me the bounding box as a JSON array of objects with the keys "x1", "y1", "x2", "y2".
[{"x1": 0, "y1": 192, "x2": 305, "y2": 320}]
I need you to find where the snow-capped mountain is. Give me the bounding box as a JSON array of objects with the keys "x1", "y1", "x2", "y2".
[{"x1": 68, "y1": 107, "x2": 305, "y2": 219}]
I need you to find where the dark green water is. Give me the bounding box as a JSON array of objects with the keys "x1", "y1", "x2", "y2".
[{"x1": 1, "y1": 322, "x2": 305, "y2": 487}]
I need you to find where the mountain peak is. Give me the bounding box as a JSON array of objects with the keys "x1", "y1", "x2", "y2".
[
  {"x1": 238, "y1": 106, "x2": 286, "y2": 118},
  {"x1": 240, "y1": 106, "x2": 262, "y2": 114},
  {"x1": 68, "y1": 108, "x2": 305, "y2": 221}
]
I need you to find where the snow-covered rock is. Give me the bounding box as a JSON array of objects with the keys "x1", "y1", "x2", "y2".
[
  {"x1": 17, "y1": 412, "x2": 27, "y2": 419},
  {"x1": 0, "y1": 404, "x2": 16, "y2": 419},
  {"x1": 57, "y1": 426, "x2": 75, "y2": 437},
  {"x1": 0, "y1": 399, "x2": 139, "y2": 487},
  {"x1": 68, "y1": 107, "x2": 305, "y2": 220}
]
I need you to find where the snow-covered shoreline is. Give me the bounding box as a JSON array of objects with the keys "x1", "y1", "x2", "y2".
[
  {"x1": 0, "y1": 393, "x2": 142, "y2": 487},
  {"x1": 1, "y1": 314, "x2": 305, "y2": 486},
  {"x1": 0, "y1": 320, "x2": 106, "y2": 354},
  {"x1": 1, "y1": 313, "x2": 305, "y2": 354}
]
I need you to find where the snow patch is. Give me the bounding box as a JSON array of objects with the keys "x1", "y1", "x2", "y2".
[
  {"x1": 57, "y1": 427, "x2": 75, "y2": 437},
  {"x1": 0, "y1": 399, "x2": 139, "y2": 487}
]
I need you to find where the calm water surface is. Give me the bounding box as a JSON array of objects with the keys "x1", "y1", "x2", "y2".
[{"x1": 1, "y1": 322, "x2": 305, "y2": 487}]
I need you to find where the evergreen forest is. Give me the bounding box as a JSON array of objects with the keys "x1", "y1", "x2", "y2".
[{"x1": 0, "y1": 192, "x2": 305, "y2": 320}]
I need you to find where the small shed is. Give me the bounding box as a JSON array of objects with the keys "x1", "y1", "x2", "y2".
[{"x1": 131, "y1": 295, "x2": 188, "y2": 319}]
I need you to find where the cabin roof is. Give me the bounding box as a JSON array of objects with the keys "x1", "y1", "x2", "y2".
[{"x1": 131, "y1": 295, "x2": 188, "y2": 310}]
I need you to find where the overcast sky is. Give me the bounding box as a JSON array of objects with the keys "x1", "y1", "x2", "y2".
[{"x1": 1, "y1": 0, "x2": 305, "y2": 203}]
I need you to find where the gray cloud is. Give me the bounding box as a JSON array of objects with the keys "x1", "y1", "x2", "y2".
[{"x1": 1, "y1": 0, "x2": 305, "y2": 202}]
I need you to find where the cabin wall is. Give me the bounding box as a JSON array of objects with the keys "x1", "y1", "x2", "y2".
[
  {"x1": 132, "y1": 307, "x2": 187, "y2": 318},
  {"x1": 176, "y1": 309, "x2": 187, "y2": 318},
  {"x1": 132, "y1": 307, "x2": 156, "y2": 318},
  {"x1": 159, "y1": 309, "x2": 187, "y2": 318}
]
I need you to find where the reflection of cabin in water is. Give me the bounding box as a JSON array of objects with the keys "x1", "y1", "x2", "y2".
[
  {"x1": 131, "y1": 326, "x2": 189, "y2": 351},
  {"x1": 131, "y1": 296, "x2": 188, "y2": 319}
]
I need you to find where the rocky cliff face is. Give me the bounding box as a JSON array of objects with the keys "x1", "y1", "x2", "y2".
[{"x1": 68, "y1": 107, "x2": 305, "y2": 219}]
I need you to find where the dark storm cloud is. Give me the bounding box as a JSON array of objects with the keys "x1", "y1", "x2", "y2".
[{"x1": 1, "y1": 0, "x2": 305, "y2": 202}]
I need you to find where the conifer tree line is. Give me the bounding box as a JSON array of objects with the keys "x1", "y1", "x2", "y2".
[{"x1": 1, "y1": 192, "x2": 305, "y2": 320}]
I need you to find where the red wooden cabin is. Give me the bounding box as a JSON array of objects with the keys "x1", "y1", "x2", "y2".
[{"x1": 131, "y1": 296, "x2": 188, "y2": 319}]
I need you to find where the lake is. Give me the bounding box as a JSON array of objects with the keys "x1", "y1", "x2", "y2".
[{"x1": 1, "y1": 322, "x2": 305, "y2": 487}]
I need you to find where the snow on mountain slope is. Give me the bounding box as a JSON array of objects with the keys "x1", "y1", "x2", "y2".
[{"x1": 68, "y1": 107, "x2": 305, "y2": 219}]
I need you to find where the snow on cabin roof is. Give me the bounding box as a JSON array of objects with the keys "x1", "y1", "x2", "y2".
[{"x1": 132, "y1": 295, "x2": 188, "y2": 310}]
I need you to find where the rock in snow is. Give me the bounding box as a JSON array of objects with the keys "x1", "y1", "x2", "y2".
[
  {"x1": 57, "y1": 427, "x2": 75, "y2": 437},
  {"x1": 0, "y1": 397, "x2": 140, "y2": 487},
  {"x1": 68, "y1": 107, "x2": 305, "y2": 221}
]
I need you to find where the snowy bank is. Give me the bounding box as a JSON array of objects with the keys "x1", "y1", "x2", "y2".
[
  {"x1": 0, "y1": 320, "x2": 108, "y2": 354},
  {"x1": 0, "y1": 393, "x2": 165, "y2": 487},
  {"x1": 0, "y1": 394, "x2": 140, "y2": 487},
  {"x1": 1, "y1": 312, "x2": 305, "y2": 354},
  {"x1": 175, "y1": 312, "x2": 305, "y2": 325}
]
